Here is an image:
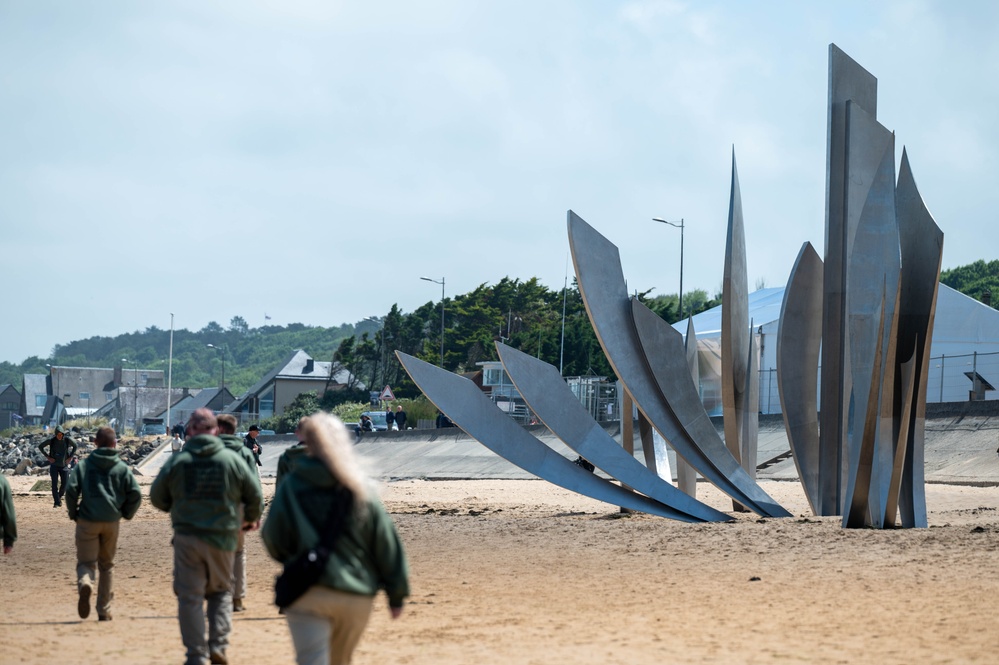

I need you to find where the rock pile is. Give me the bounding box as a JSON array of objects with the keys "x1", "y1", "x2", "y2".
[{"x1": 0, "y1": 430, "x2": 161, "y2": 475}]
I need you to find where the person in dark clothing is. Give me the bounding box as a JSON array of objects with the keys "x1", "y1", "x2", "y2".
[
  {"x1": 244, "y1": 425, "x2": 263, "y2": 468},
  {"x1": 66, "y1": 426, "x2": 142, "y2": 621},
  {"x1": 394, "y1": 405, "x2": 407, "y2": 431},
  {"x1": 435, "y1": 412, "x2": 454, "y2": 429},
  {"x1": 172, "y1": 422, "x2": 186, "y2": 439},
  {"x1": 385, "y1": 407, "x2": 395, "y2": 431},
  {"x1": 1, "y1": 474, "x2": 16, "y2": 555},
  {"x1": 39, "y1": 426, "x2": 78, "y2": 508}
]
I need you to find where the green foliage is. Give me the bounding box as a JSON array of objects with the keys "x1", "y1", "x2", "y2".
[
  {"x1": 941, "y1": 259, "x2": 999, "y2": 305},
  {"x1": 25, "y1": 259, "x2": 997, "y2": 427},
  {"x1": 263, "y1": 391, "x2": 322, "y2": 433}
]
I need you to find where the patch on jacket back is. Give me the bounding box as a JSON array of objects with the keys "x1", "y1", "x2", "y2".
[{"x1": 183, "y1": 460, "x2": 226, "y2": 499}]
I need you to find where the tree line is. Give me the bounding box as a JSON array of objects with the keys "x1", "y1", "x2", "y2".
[{"x1": 3, "y1": 259, "x2": 994, "y2": 402}]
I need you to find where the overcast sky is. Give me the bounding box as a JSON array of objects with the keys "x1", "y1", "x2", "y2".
[{"x1": 2, "y1": 1, "x2": 996, "y2": 364}]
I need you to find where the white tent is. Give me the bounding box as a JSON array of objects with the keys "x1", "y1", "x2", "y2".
[{"x1": 677, "y1": 284, "x2": 999, "y2": 414}]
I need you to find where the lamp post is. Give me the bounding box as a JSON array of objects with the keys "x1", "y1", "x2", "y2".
[
  {"x1": 207, "y1": 344, "x2": 225, "y2": 411},
  {"x1": 652, "y1": 217, "x2": 685, "y2": 321},
  {"x1": 122, "y1": 358, "x2": 138, "y2": 433},
  {"x1": 420, "y1": 276, "x2": 445, "y2": 368}
]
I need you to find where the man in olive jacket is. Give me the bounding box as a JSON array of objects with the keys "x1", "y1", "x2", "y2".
[
  {"x1": 151, "y1": 408, "x2": 263, "y2": 665},
  {"x1": 65, "y1": 426, "x2": 142, "y2": 620},
  {"x1": 39, "y1": 425, "x2": 78, "y2": 507},
  {"x1": 0, "y1": 474, "x2": 16, "y2": 555},
  {"x1": 216, "y1": 414, "x2": 260, "y2": 614}
]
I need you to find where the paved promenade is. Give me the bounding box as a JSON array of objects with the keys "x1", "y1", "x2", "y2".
[{"x1": 138, "y1": 405, "x2": 999, "y2": 486}]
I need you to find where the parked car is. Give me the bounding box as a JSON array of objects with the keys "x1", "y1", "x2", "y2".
[{"x1": 139, "y1": 422, "x2": 167, "y2": 436}]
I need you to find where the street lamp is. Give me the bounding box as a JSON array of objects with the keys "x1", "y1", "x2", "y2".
[
  {"x1": 420, "y1": 276, "x2": 445, "y2": 368},
  {"x1": 122, "y1": 358, "x2": 138, "y2": 433},
  {"x1": 207, "y1": 344, "x2": 225, "y2": 410},
  {"x1": 652, "y1": 217, "x2": 685, "y2": 321}
]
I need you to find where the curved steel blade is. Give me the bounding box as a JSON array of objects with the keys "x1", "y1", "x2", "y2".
[
  {"x1": 395, "y1": 351, "x2": 694, "y2": 520},
  {"x1": 568, "y1": 210, "x2": 789, "y2": 517},
  {"x1": 496, "y1": 342, "x2": 730, "y2": 522}
]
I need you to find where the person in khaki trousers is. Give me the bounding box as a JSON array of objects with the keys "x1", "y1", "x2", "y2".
[{"x1": 65, "y1": 426, "x2": 142, "y2": 620}]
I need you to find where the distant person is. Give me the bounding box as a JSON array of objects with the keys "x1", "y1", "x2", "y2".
[
  {"x1": 39, "y1": 425, "x2": 78, "y2": 508},
  {"x1": 0, "y1": 474, "x2": 16, "y2": 555},
  {"x1": 172, "y1": 422, "x2": 186, "y2": 439},
  {"x1": 217, "y1": 414, "x2": 262, "y2": 614},
  {"x1": 65, "y1": 426, "x2": 142, "y2": 621},
  {"x1": 275, "y1": 418, "x2": 308, "y2": 489},
  {"x1": 151, "y1": 408, "x2": 263, "y2": 665},
  {"x1": 385, "y1": 407, "x2": 395, "y2": 431},
  {"x1": 435, "y1": 412, "x2": 454, "y2": 429},
  {"x1": 394, "y1": 405, "x2": 407, "y2": 431},
  {"x1": 353, "y1": 415, "x2": 373, "y2": 442},
  {"x1": 171, "y1": 432, "x2": 184, "y2": 453},
  {"x1": 244, "y1": 425, "x2": 263, "y2": 469},
  {"x1": 262, "y1": 413, "x2": 409, "y2": 665}
]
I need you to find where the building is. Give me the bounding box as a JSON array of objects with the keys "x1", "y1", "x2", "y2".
[
  {"x1": 19, "y1": 374, "x2": 48, "y2": 426},
  {"x1": 225, "y1": 350, "x2": 359, "y2": 422},
  {"x1": 0, "y1": 384, "x2": 21, "y2": 430}
]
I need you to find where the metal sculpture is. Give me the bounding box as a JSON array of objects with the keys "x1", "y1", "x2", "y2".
[
  {"x1": 567, "y1": 210, "x2": 789, "y2": 517},
  {"x1": 677, "y1": 316, "x2": 699, "y2": 497},
  {"x1": 495, "y1": 342, "x2": 730, "y2": 522},
  {"x1": 893, "y1": 149, "x2": 943, "y2": 528},
  {"x1": 395, "y1": 351, "x2": 700, "y2": 520},
  {"x1": 777, "y1": 242, "x2": 824, "y2": 514},
  {"x1": 777, "y1": 44, "x2": 942, "y2": 528},
  {"x1": 722, "y1": 151, "x2": 752, "y2": 495}
]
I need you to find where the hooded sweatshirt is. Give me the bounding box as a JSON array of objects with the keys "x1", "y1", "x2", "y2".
[
  {"x1": 66, "y1": 447, "x2": 142, "y2": 523},
  {"x1": 38, "y1": 427, "x2": 78, "y2": 467},
  {"x1": 150, "y1": 434, "x2": 263, "y2": 551},
  {"x1": 262, "y1": 456, "x2": 410, "y2": 607}
]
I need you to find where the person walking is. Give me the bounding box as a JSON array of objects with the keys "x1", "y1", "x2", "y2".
[
  {"x1": 262, "y1": 412, "x2": 409, "y2": 665},
  {"x1": 38, "y1": 425, "x2": 78, "y2": 507},
  {"x1": 65, "y1": 426, "x2": 142, "y2": 621},
  {"x1": 394, "y1": 405, "x2": 407, "y2": 431},
  {"x1": 0, "y1": 473, "x2": 16, "y2": 555},
  {"x1": 216, "y1": 414, "x2": 261, "y2": 613},
  {"x1": 151, "y1": 408, "x2": 263, "y2": 665}
]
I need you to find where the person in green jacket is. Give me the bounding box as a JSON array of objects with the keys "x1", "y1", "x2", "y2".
[
  {"x1": 216, "y1": 413, "x2": 261, "y2": 614},
  {"x1": 274, "y1": 417, "x2": 308, "y2": 490},
  {"x1": 151, "y1": 408, "x2": 263, "y2": 665},
  {"x1": 65, "y1": 426, "x2": 142, "y2": 621},
  {"x1": 0, "y1": 474, "x2": 16, "y2": 555},
  {"x1": 39, "y1": 425, "x2": 78, "y2": 508},
  {"x1": 262, "y1": 412, "x2": 409, "y2": 665}
]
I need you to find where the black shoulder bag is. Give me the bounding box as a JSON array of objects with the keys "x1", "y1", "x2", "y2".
[{"x1": 274, "y1": 487, "x2": 353, "y2": 609}]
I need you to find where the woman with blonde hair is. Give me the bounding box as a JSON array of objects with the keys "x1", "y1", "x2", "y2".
[{"x1": 262, "y1": 412, "x2": 409, "y2": 665}]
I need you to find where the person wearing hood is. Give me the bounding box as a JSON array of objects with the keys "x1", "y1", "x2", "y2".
[
  {"x1": 151, "y1": 408, "x2": 263, "y2": 665},
  {"x1": 65, "y1": 426, "x2": 142, "y2": 621},
  {"x1": 263, "y1": 412, "x2": 409, "y2": 665},
  {"x1": 216, "y1": 414, "x2": 261, "y2": 614},
  {"x1": 38, "y1": 425, "x2": 78, "y2": 508}
]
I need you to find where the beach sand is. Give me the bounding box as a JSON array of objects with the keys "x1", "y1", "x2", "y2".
[{"x1": 1, "y1": 475, "x2": 997, "y2": 664}]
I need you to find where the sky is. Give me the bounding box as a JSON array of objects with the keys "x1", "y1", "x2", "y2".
[{"x1": 2, "y1": 1, "x2": 997, "y2": 364}]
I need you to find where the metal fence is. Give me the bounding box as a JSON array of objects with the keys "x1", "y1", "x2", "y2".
[{"x1": 757, "y1": 350, "x2": 999, "y2": 415}]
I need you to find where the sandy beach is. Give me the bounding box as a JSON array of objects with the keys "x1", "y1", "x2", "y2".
[{"x1": 1, "y1": 475, "x2": 997, "y2": 664}]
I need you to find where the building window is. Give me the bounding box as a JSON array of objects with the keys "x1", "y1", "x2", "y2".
[
  {"x1": 1, "y1": 401, "x2": 16, "y2": 410},
  {"x1": 105, "y1": 392, "x2": 114, "y2": 401},
  {"x1": 259, "y1": 386, "x2": 275, "y2": 420},
  {"x1": 140, "y1": 373, "x2": 148, "y2": 386},
  {"x1": 484, "y1": 368, "x2": 512, "y2": 387},
  {"x1": 35, "y1": 394, "x2": 47, "y2": 407},
  {"x1": 79, "y1": 392, "x2": 90, "y2": 400}
]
